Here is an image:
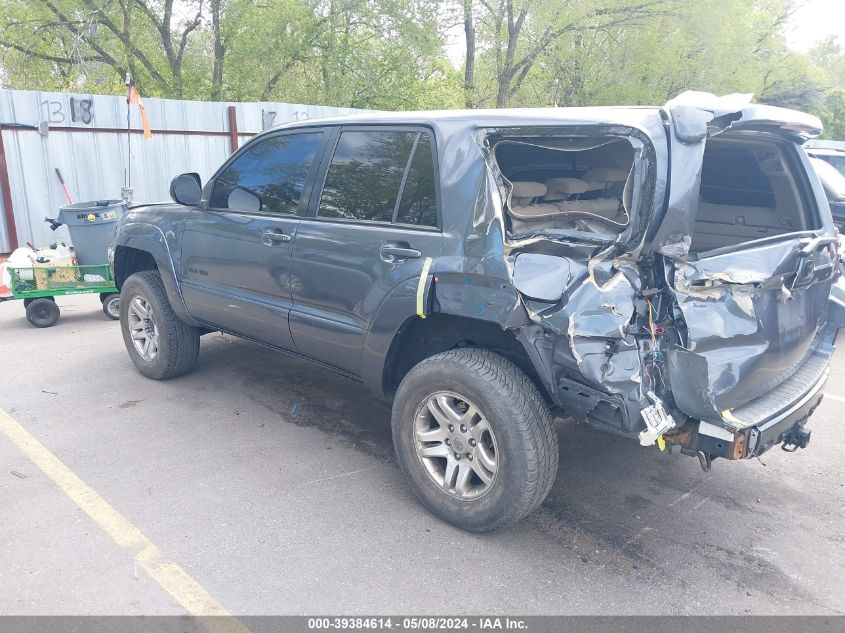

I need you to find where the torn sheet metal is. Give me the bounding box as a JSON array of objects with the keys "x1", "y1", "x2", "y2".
[
  {"x1": 665, "y1": 236, "x2": 835, "y2": 420},
  {"x1": 666, "y1": 91, "x2": 822, "y2": 142},
  {"x1": 650, "y1": 93, "x2": 755, "y2": 257},
  {"x1": 469, "y1": 92, "x2": 835, "y2": 444},
  {"x1": 515, "y1": 254, "x2": 647, "y2": 434},
  {"x1": 678, "y1": 237, "x2": 806, "y2": 285},
  {"x1": 677, "y1": 287, "x2": 759, "y2": 341},
  {"x1": 510, "y1": 253, "x2": 579, "y2": 302},
  {"x1": 526, "y1": 257, "x2": 638, "y2": 338},
  {"x1": 565, "y1": 267, "x2": 636, "y2": 340}
]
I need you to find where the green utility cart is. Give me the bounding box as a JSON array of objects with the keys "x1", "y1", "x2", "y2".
[{"x1": 2, "y1": 264, "x2": 120, "y2": 327}]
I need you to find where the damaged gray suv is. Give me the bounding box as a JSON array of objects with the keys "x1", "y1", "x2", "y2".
[{"x1": 111, "y1": 92, "x2": 844, "y2": 532}]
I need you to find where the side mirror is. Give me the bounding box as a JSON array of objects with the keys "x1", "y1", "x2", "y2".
[{"x1": 170, "y1": 173, "x2": 202, "y2": 206}]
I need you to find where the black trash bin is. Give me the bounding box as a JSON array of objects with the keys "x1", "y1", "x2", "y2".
[{"x1": 56, "y1": 200, "x2": 128, "y2": 265}]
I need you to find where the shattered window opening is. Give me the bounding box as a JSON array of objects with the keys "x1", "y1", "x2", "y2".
[{"x1": 488, "y1": 132, "x2": 642, "y2": 243}]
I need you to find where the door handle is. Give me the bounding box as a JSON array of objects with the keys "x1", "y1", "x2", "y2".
[
  {"x1": 380, "y1": 242, "x2": 421, "y2": 262},
  {"x1": 261, "y1": 228, "x2": 291, "y2": 246}
]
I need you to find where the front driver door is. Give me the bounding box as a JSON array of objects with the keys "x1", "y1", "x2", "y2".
[{"x1": 180, "y1": 128, "x2": 328, "y2": 349}]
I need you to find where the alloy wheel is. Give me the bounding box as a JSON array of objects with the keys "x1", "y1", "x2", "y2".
[
  {"x1": 413, "y1": 391, "x2": 498, "y2": 500},
  {"x1": 127, "y1": 294, "x2": 159, "y2": 361}
]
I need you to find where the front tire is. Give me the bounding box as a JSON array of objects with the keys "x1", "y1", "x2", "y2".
[
  {"x1": 120, "y1": 271, "x2": 199, "y2": 379},
  {"x1": 392, "y1": 348, "x2": 558, "y2": 532}
]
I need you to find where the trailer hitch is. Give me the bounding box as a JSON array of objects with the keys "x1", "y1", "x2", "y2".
[
  {"x1": 681, "y1": 447, "x2": 712, "y2": 472},
  {"x1": 782, "y1": 427, "x2": 811, "y2": 452}
]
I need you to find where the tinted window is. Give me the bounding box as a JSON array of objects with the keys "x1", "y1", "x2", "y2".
[
  {"x1": 210, "y1": 132, "x2": 323, "y2": 214},
  {"x1": 700, "y1": 147, "x2": 775, "y2": 208},
  {"x1": 396, "y1": 133, "x2": 437, "y2": 226},
  {"x1": 318, "y1": 131, "x2": 417, "y2": 222}
]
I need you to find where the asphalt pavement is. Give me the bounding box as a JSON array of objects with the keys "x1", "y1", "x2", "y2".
[{"x1": 1, "y1": 293, "x2": 843, "y2": 615}]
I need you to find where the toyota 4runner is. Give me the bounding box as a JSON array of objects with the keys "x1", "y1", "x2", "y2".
[{"x1": 111, "y1": 92, "x2": 845, "y2": 532}]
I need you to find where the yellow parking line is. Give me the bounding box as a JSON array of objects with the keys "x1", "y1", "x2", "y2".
[{"x1": 0, "y1": 408, "x2": 249, "y2": 633}]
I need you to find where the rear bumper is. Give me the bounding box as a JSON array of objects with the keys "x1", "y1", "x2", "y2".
[
  {"x1": 745, "y1": 364, "x2": 827, "y2": 456},
  {"x1": 729, "y1": 341, "x2": 830, "y2": 457},
  {"x1": 677, "y1": 367, "x2": 827, "y2": 460},
  {"x1": 668, "y1": 336, "x2": 833, "y2": 459}
]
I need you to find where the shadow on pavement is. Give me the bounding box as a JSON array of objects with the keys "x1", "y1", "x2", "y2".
[{"x1": 191, "y1": 334, "x2": 826, "y2": 604}]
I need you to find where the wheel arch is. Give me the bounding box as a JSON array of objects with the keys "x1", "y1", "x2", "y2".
[
  {"x1": 113, "y1": 245, "x2": 157, "y2": 289},
  {"x1": 113, "y1": 223, "x2": 198, "y2": 326},
  {"x1": 379, "y1": 312, "x2": 553, "y2": 406}
]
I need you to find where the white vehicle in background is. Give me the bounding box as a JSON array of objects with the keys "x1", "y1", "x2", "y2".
[
  {"x1": 809, "y1": 157, "x2": 845, "y2": 231},
  {"x1": 806, "y1": 142, "x2": 845, "y2": 177}
]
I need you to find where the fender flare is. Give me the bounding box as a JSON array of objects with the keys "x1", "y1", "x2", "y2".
[
  {"x1": 114, "y1": 221, "x2": 199, "y2": 326},
  {"x1": 360, "y1": 270, "x2": 550, "y2": 402},
  {"x1": 359, "y1": 276, "x2": 421, "y2": 396}
]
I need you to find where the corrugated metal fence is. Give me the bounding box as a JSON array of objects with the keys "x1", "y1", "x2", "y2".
[{"x1": 0, "y1": 88, "x2": 367, "y2": 252}]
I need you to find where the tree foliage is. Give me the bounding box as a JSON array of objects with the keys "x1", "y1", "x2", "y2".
[{"x1": 0, "y1": 0, "x2": 843, "y2": 135}]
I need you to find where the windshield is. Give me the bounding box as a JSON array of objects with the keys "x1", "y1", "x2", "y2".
[{"x1": 811, "y1": 157, "x2": 845, "y2": 199}]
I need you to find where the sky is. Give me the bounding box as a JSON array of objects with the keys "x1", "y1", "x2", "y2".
[{"x1": 786, "y1": 0, "x2": 845, "y2": 51}]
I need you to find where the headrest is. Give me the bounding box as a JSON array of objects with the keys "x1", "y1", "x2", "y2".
[
  {"x1": 510, "y1": 181, "x2": 546, "y2": 198},
  {"x1": 583, "y1": 168, "x2": 629, "y2": 186},
  {"x1": 545, "y1": 177, "x2": 588, "y2": 196}
]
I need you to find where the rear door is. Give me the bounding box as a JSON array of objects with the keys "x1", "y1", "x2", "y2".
[
  {"x1": 180, "y1": 128, "x2": 328, "y2": 349},
  {"x1": 289, "y1": 126, "x2": 443, "y2": 376},
  {"x1": 652, "y1": 96, "x2": 838, "y2": 421}
]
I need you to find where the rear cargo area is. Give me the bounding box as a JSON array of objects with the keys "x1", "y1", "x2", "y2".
[{"x1": 690, "y1": 134, "x2": 819, "y2": 253}]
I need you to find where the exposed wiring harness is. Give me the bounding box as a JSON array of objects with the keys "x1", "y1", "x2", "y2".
[{"x1": 641, "y1": 297, "x2": 666, "y2": 394}]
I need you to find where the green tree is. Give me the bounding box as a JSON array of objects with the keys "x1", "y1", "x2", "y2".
[
  {"x1": 0, "y1": 0, "x2": 458, "y2": 109},
  {"x1": 460, "y1": 0, "x2": 667, "y2": 108},
  {"x1": 818, "y1": 89, "x2": 845, "y2": 139},
  {"x1": 810, "y1": 35, "x2": 845, "y2": 88},
  {"x1": 494, "y1": 0, "x2": 827, "y2": 111},
  {"x1": 0, "y1": 0, "x2": 843, "y2": 124},
  {"x1": 0, "y1": 0, "x2": 211, "y2": 97}
]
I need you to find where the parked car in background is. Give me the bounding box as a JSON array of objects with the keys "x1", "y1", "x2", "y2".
[
  {"x1": 110, "y1": 92, "x2": 843, "y2": 532},
  {"x1": 810, "y1": 157, "x2": 845, "y2": 231},
  {"x1": 806, "y1": 145, "x2": 845, "y2": 176}
]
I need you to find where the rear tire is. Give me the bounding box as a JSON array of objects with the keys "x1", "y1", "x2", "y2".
[
  {"x1": 101, "y1": 293, "x2": 120, "y2": 320},
  {"x1": 26, "y1": 298, "x2": 60, "y2": 328},
  {"x1": 392, "y1": 348, "x2": 558, "y2": 532},
  {"x1": 120, "y1": 271, "x2": 199, "y2": 379}
]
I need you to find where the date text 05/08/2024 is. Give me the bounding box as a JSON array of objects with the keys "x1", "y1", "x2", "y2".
[{"x1": 307, "y1": 617, "x2": 528, "y2": 631}]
